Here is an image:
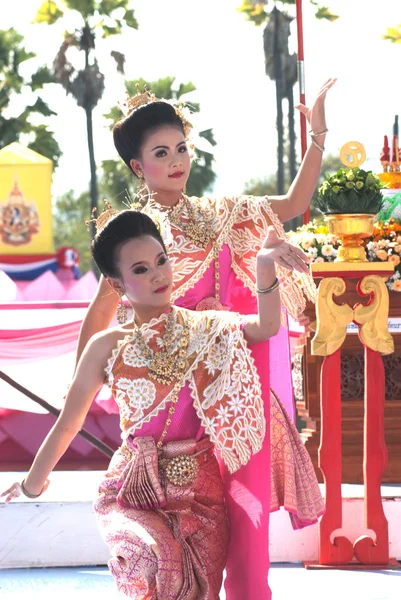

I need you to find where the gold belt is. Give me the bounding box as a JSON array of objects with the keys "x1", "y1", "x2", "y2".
[
  {"x1": 120, "y1": 437, "x2": 214, "y2": 488},
  {"x1": 159, "y1": 447, "x2": 213, "y2": 487}
]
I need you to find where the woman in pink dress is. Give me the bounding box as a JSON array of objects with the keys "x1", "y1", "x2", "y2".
[
  {"x1": 2, "y1": 209, "x2": 322, "y2": 599},
  {"x1": 73, "y1": 81, "x2": 334, "y2": 596}
]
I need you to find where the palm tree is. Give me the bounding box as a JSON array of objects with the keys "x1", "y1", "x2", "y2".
[
  {"x1": 0, "y1": 28, "x2": 61, "y2": 166},
  {"x1": 238, "y1": 1, "x2": 338, "y2": 193},
  {"x1": 33, "y1": 0, "x2": 138, "y2": 234}
]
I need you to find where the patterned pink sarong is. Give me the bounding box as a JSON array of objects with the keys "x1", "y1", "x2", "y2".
[
  {"x1": 94, "y1": 437, "x2": 229, "y2": 599},
  {"x1": 269, "y1": 390, "x2": 325, "y2": 528}
]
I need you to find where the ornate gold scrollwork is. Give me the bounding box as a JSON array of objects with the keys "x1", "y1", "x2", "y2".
[
  {"x1": 312, "y1": 275, "x2": 394, "y2": 357},
  {"x1": 354, "y1": 275, "x2": 394, "y2": 355},
  {"x1": 312, "y1": 278, "x2": 353, "y2": 356}
]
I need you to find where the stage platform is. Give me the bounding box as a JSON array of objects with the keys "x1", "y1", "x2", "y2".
[
  {"x1": 1, "y1": 564, "x2": 401, "y2": 600},
  {"x1": 1, "y1": 471, "x2": 400, "y2": 570}
]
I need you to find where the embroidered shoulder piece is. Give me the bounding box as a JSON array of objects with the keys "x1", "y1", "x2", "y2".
[
  {"x1": 186, "y1": 310, "x2": 266, "y2": 473},
  {"x1": 223, "y1": 195, "x2": 317, "y2": 319},
  {"x1": 142, "y1": 196, "x2": 316, "y2": 319}
]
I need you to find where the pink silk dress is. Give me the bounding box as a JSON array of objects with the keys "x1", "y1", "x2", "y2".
[{"x1": 176, "y1": 245, "x2": 279, "y2": 599}]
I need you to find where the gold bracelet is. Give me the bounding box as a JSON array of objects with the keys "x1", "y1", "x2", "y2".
[
  {"x1": 309, "y1": 128, "x2": 328, "y2": 137},
  {"x1": 310, "y1": 137, "x2": 325, "y2": 153},
  {"x1": 21, "y1": 479, "x2": 44, "y2": 499},
  {"x1": 256, "y1": 277, "x2": 280, "y2": 294}
]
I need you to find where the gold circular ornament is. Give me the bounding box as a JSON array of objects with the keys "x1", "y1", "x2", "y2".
[
  {"x1": 164, "y1": 455, "x2": 199, "y2": 487},
  {"x1": 340, "y1": 141, "x2": 366, "y2": 168}
]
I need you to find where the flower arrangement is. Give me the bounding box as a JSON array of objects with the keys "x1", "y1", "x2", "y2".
[
  {"x1": 316, "y1": 167, "x2": 386, "y2": 215},
  {"x1": 289, "y1": 219, "x2": 401, "y2": 291},
  {"x1": 288, "y1": 221, "x2": 341, "y2": 264},
  {"x1": 366, "y1": 220, "x2": 401, "y2": 291}
]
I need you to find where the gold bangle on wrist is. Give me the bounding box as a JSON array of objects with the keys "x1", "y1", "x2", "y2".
[
  {"x1": 21, "y1": 479, "x2": 44, "y2": 499},
  {"x1": 256, "y1": 277, "x2": 280, "y2": 294}
]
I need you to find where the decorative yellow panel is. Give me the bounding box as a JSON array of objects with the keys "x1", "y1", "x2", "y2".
[{"x1": 0, "y1": 142, "x2": 53, "y2": 254}]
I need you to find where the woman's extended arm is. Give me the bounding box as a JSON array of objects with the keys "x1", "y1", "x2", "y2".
[
  {"x1": 1, "y1": 332, "x2": 114, "y2": 502},
  {"x1": 269, "y1": 77, "x2": 336, "y2": 223},
  {"x1": 243, "y1": 227, "x2": 309, "y2": 345},
  {"x1": 75, "y1": 276, "x2": 119, "y2": 369}
]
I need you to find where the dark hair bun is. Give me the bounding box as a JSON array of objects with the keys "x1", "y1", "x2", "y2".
[
  {"x1": 113, "y1": 102, "x2": 185, "y2": 173},
  {"x1": 91, "y1": 210, "x2": 167, "y2": 278}
]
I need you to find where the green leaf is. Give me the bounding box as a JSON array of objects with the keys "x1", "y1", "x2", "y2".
[
  {"x1": 30, "y1": 66, "x2": 54, "y2": 90},
  {"x1": 177, "y1": 81, "x2": 197, "y2": 98},
  {"x1": 103, "y1": 105, "x2": 122, "y2": 128},
  {"x1": 26, "y1": 96, "x2": 57, "y2": 118},
  {"x1": 34, "y1": 1, "x2": 64, "y2": 24},
  {"x1": 110, "y1": 50, "x2": 125, "y2": 74},
  {"x1": 102, "y1": 24, "x2": 122, "y2": 38},
  {"x1": 314, "y1": 5, "x2": 340, "y2": 22},
  {"x1": 28, "y1": 124, "x2": 62, "y2": 169},
  {"x1": 237, "y1": 2, "x2": 267, "y2": 27},
  {"x1": 122, "y1": 9, "x2": 139, "y2": 30},
  {"x1": 65, "y1": 0, "x2": 95, "y2": 18},
  {"x1": 382, "y1": 25, "x2": 401, "y2": 43},
  {"x1": 98, "y1": 0, "x2": 128, "y2": 15}
]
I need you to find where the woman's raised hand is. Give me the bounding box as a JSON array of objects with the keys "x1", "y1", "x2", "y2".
[
  {"x1": 295, "y1": 77, "x2": 337, "y2": 134},
  {"x1": 258, "y1": 227, "x2": 310, "y2": 274}
]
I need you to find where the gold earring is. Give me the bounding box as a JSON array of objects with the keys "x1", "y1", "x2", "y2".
[
  {"x1": 183, "y1": 184, "x2": 187, "y2": 195},
  {"x1": 116, "y1": 298, "x2": 128, "y2": 324},
  {"x1": 136, "y1": 171, "x2": 148, "y2": 202}
]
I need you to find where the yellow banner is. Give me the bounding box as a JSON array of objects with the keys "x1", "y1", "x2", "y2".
[{"x1": 0, "y1": 143, "x2": 54, "y2": 254}]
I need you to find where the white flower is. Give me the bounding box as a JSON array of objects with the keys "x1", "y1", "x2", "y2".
[
  {"x1": 123, "y1": 344, "x2": 149, "y2": 368},
  {"x1": 215, "y1": 405, "x2": 232, "y2": 425},
  {"x1": 321, "y1": 244, "x2": 334, "y2": 257},
  {"x1": 116, "y1": 378, "x2": 156, "y2": 412},
  {"x1": 314, "y1": 256, "x2": 325, "y2": 263},
  {"x1": 228, "y1": 394, "x2": 246, "y2": 416},
  {"x1": 204, "y1": 339, "x2": 229, "y2": 375},
  {"x1": 240, "y1": 384, "x2": 255, "y2": 404}
]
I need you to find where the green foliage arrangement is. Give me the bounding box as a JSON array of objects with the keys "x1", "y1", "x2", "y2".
[{"x1": 316, "y1": 167, "x2": 386, "y2": 215}]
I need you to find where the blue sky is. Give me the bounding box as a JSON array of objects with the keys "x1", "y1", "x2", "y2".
[{"x1": 3, "y1": 0, "x2": 401, "y2": 200}]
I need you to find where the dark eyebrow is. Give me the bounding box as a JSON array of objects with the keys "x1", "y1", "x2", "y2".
[
  {"x1": 130, "y1": 251, "x2": 165, "y2": 269},
  {"x1": 151, "y1": 141, "x2": 186, "y2": 152}
]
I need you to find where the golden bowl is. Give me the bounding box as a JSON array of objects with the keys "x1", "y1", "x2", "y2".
[{"x1": 325, "y1": 213, "x2": 375, "y2": 263}]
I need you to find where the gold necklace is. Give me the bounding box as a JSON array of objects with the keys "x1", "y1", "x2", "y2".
[
  {"x1": 148, "y1": 196, "x2": 226, "y2": 310},
  {"x1": 166, "y1": 196, "x2": 217, "y2": 250},
  {"x1": 133, "y1": 308, "x2": 190, "y2": 387}
]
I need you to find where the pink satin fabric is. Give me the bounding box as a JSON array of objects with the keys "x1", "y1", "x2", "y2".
[
  {"x1": 0, "y1": 321, "x2": 82, "y2": 364},
  {"x1": 134, "y1": 382, "x2": 205, "y2": 443},
  {"x1": 176, "y1": 245, "x2": 274, "y2": 600}
]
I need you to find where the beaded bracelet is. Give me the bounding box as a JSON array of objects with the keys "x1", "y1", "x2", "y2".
[{"x1": 256, "y1": 277, "x2": 280, "y2": 294}]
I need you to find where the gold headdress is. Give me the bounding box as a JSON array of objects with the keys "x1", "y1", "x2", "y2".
[
  {"x1": 119, "y1": 84, "x2": 193, "y2": 139},
  {"x1": 86, "y1": 200, "x2": 119, "y2": 233}
]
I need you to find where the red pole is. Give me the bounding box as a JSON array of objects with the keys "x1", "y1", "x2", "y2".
[{"x1": 295, "y1": 0, "x2": 310, "y2": 224}]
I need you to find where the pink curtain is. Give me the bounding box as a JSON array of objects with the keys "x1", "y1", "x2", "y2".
[{"x1": 0, "y1": 321, "x2": 82, "y2": 364}]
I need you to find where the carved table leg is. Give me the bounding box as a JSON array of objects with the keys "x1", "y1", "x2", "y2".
[
  {"x1": 353, "y1": 347, "x2": 389, "y2": 564},
  {"x1": 319, "y1": 349, "x2": 354, "y2": 564}
]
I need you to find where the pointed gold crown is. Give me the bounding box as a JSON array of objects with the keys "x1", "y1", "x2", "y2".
[
  {"x1": 86, "y1": 199, "x2": 119, "y2": 233},
  {"x1": 123, "y1": 84, "x2": 157, "y2": 116},
  {"x1": 119, "y1": 84, "x2": 193, "y2": 138}
]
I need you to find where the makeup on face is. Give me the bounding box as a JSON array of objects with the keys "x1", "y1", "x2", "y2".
[
  {"x1": 115, "y1": 236, "x2": 173, "y2": 310},
  {"x1": 138, "y1": 126, "x2": 191, "y2": 192}
]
